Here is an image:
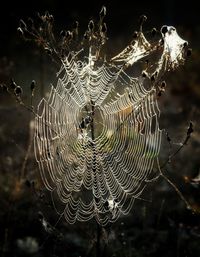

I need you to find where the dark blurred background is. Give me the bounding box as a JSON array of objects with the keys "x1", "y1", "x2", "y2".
[{"x1": 0, "y1": 1, "x2": 200, "y2": 257}]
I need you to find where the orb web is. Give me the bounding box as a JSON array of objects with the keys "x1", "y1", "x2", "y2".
[{"x1": 34, "y1": 14, "x2": 188, "y2": 225}]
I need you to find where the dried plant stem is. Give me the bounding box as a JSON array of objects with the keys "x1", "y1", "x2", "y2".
[
  {"x1": 157, "y1": 158, "x2": 193, "y2": 211},
  {"x1": 161, "y1": 133, "x2": 191, "y2": 169},
  {"x1": 19, "y1": 130, "x2": 33, "y2": 183}
]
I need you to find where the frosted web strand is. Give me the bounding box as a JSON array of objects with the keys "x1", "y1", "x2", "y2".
[
  {"x1": 34, "y1": 23, "x2": 187, "y2": 225},
  {"x1": 34, "y1": 68, "x2": 162, "y2": 225}
]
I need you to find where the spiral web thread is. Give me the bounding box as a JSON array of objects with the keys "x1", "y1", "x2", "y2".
[{"x1": 34, "y1": 20, "x2": 187, "y2": 225}]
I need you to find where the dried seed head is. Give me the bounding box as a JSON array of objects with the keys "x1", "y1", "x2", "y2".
[
  {"x1": 83, "y1": 32, "x2": 88, "y2": 40},
  {"x1": 31, "y1": 80, "x2": 36, "y2": 91},
  {"x1": 48, "y1": 14, "x2": 54, "y2": 23},
  {"x1": 133, "y1": 31, "x2": 138, "y2": 39},
  {"x1": 151, "y1": 27, "x2": 157, "y2": 37},
  {"x1": 100, "y1": 6, "x2": 106, "y2": 19},
  {"x1": 139, "y1": 15, "x2": 147, "y2": 25},
  {"x1": 187, "y1": 122, "x2": 193, "y2": 136},
  {"x1": 44, "y1": 47, "x2": 52, "y2": 55},
  {"x1": 161, "y1": 81, "x2": 166, "y2": 88},
  {"x1": 14, "y1": 86, "x2": 23, "y2": 96},
  {"x1": 60, "y1": 30, "x2": 66, "y2": 37},
  {"x1": 88, "y1": 20, "x2": 94, "y2": 32},
  {"x1": 73, "y1": 21, "x2": 79, "y2": 29},
  {"x1": 183, "y1": 42, "x2": 188, "y2": 48},
  {"x1": 66, "y1": 30, "x2": 72, "y2": 39},
  {"x1": 187, "y1": 48, "x2": 192, "y2": 57}
]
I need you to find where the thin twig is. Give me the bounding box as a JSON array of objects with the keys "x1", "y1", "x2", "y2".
[
  {"x1": 19, "y1": 124, "x2": 33, "y2": 183},
  {"x1": 157, "y1": 158, "x2": 193, "y2": 211},
  {"x1": 161, "y1": 133, "x2": 192, "y2": 169}
]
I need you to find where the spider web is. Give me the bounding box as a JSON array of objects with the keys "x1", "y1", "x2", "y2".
[{"x1": 34, "y1": 19, "x2": 187, "y2": 225}]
